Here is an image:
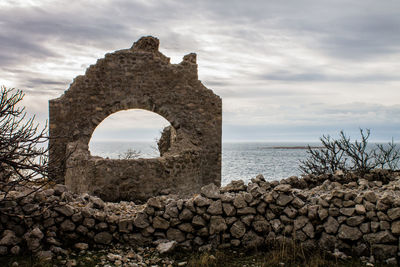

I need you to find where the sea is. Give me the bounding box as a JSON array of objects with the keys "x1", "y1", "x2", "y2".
[{"x1": 89, "y1": 141, "x2": 319, "y2": 186}]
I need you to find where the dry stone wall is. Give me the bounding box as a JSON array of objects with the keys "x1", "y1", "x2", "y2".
[
  {"x1": 1, "y1": 170, "x2": 400, "y2": 264},
  {"x1": 48, "y1": 36, "x2": 222, "y2": 202}
]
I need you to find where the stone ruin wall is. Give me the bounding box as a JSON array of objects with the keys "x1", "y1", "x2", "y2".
[
  {"x1": 1, "y1": 171, "x2": 400, "y2": 264},
  {"x1": 48, "y1": 36, "x2": 222, "y2": 202}
]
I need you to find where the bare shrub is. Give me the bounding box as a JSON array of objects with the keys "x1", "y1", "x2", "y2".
[
  {"x1": 374, "y1": 138, "x2": 400, "y2": 170},
  {"x1": 0, "y1": 86, "x2": 50, "y2": 202},
  {"x1": 300, "y1": 128, "x2": 400, "y2": 175},
  {"x1": 118, "y1": 148, "x2": 141, "y2": 159},
  {"x1": 299, "y1": 134, "x2": 346, "y2": 175}
]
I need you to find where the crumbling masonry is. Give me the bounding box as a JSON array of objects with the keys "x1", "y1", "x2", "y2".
[{"x1": 49, "y1": 36, "x2": 222, "y2": 202}]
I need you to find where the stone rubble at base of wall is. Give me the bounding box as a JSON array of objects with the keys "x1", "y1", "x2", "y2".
[{"x1": 1, "y1": 169, "x2": 400, "y2": 264}]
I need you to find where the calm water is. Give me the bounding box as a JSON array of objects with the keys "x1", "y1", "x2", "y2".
[{"x1": 89, "y1": 141, "x2": 318, "y2": 185}]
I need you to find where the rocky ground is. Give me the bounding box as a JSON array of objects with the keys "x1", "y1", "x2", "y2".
[
  {"x1": 1, "y1": 244, "x2": 387, "y2": 267},
  {"x1": 2, "y1": 169, "x2": 400, "y2": 266}
]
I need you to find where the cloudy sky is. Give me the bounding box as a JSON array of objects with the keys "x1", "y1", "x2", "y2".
[{"x1": 1, "y1": 0, "x2": 400, "y2": 143}]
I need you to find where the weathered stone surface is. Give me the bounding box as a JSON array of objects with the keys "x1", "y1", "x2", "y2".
[
  {"x1": 179, "y1": 209, "x2": 194, "y2": 221},
  {"x1": 359, "y1": 222, "x2": 370, "y2": 234},
  {"x1": 71, "y1": 212, "x2": 83, "y2": 223},
  {"x1": 201, "y1": 184, "x2": 221, "y2": 199},
  {"x1": 60, "y1": 219, "x2": 76, "y2": 231},
  {"x1": 222, "y1": 180, "x2": 246, "y2": 192},
  {"x1": 263, "y1": 192, "x2": 274, "y2": 203},
  {"x1": 338, "y1": 225, "x2": 362, "y2": 241},
  {"x1": 283, "y1": 206, "x2": 297, "y2": 218},
  {"x1": 318, "y1": 208, "x2": 329, "y2": 221},
  {"x1": 152, "y1": 216, "x2": 170, "y2": 230},
  {"x1": 233, "y1": 193, "x2": 247, "y2": 208},
  {"x1": 346, "y1": 216, "x2": 364, "y2": 226},
  {"x1": 76, "y1": 225, "x2": 88, "y2": 235},
  {"x1": 363, "y1": 191, "x2": 377, "y2": 203},
  {"x1": 292, "y1": 197, "x2": 305, "y2": 209},
  {"x1": 252, "y1": 217, "x2": 270, "y2": 233},
  {"x1": 50, "y1": 36, "x2": 222, "y2": 202},
  {"x1": 276, "y1": 193, "x2": 293, "y2": 206},
  {"x1": 303, "y1": 222, "x2": 315, "y2": 238},
  {"x1": 134, "y1": 212, "x2": 150, "y2": 228},
  {"x1": 241, "y1": 214, "x2": 255, "y2": 226},
  {"x1": 319, "y1": 232, "x2": 336, "y2": 251},
  {"x1": 339, "y1": 207, "x2": 355, "y2": 217},
  {"x1": 165, "y1": 203, "x2": 179, "y2": 218},
  {"x1": 207, "y1": 200, "x2": 223, "y2": 215},
  {"x1": 210, "y1": 216, "x2": 227, "y2": 235},
  {"x1": 222, "y1": 203, "x2": 236, "y2": 216},
  {"x1": 271, "y1": 219, "x2": 282, "y2": 232},
  {"x1": 83, "y1": 218, "x2": 95, "y2": 228},
  {"x1": 10, "y1": 245, "x2": 20, "y2": 255},
  {"x1": 0, "y1": 230, "x2": 19, "y2": 246},
  {"x1": 307, "y1": 205, "x2": 319, "y2": 220},
  {"x1": 118, "y1": 219, "x2": 133, "y2": 233},
  {"x1": 371, "y1": 244, "x2": 397, "y2": 261},
  {"x1": 391, "y1": 221, "x2": 400, "y2": 234},
  {"x1": 242, "y1": 231, "x2": 264, "y2": 249},
  {"x1": 74, "y1": 243, "x2": 89, "y2": 251},
  {"x1": 54, "y1": 184, "x2": 67, "y2": 195},
  {"x1": 387, "y1": 207, "x2": 400, "y2": 221},
  {"x1": 24, "y1": 228, "x2": 44, "y2": 252},
  {"x1": 294, "y1": 216, "x2": 309, "y2": 230},
  {"x1": 275, "y1": 184, "x2": 291, "y2": 192},
  {"x1": 94, "y1": 232, "x2": 112, "y2": 244},
  {"x1": 355, "y1": 204, "x2": 366, "y2": 215},
  {"x1": 157, "y1": 241, "x2": 177, "y2": 254},
  {"x1": 166, "y1": 228, "x2": 186, "y2": 243},
  {"x1": 192, "y1": 215, "x2": 206, "y2": 227},
  {"x1": 178, "y1": 223, "x2": 194, "y2": 233},
  {"x1": 230, "y1": 220, "x2": 246, "y2": 238},
  {"x1": 380, "y1": 221, "x2": 390, "y2": 230},
  {"x1": 193, "y1": 195, "x2": 211, "y2": 207},
  {"x1": 295, "y1": 230, "x2": 307, "y2": 242},
  {"x1": 243, "y1": 192, "x2": 253, "y2": 203},
  {"x1": 364, "y1": 231, "x2": 397, "y2": 244},
  {"x1": 237, "y1": 207, "x2": 256, "y2": 215},
  {"x1": 256, "y1": 201, "x2": 266, "y2": 214},
  {"x1": 147, "y1": 197, "x2": 163, "y2": 209},
  {"x1": 91, "y1": 197, "x2": 105, "y2": 209},
  {"x1": 54, "y1": 205, "x2": 74, "y2": 217}
]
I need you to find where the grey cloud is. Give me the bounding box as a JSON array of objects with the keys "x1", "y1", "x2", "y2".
[
  {"x1": 0, "y1": 32, "x2": 59, "y2": 65},
  {"x1": 1, "y1": 68, "x2": 69, "y2": 93},
  {"x1": 194, "y1": 0, "x2": 400, "y2": 60},
  {"x1": 25, "y1": 78, "x2": 69, "y2": 89},
  {"x1": 0, "y1": 0, "x2": 201, "y2": 70},
  {"x1": 217, "y1": 87, "x2": 312, "y2": 99},
  {"x1": 318, "y1": 103, "x2": 400, "y2": 118},
  {"x1": 1, "y1": 0, "x2": 399, "y2": 142},
  {"x1": 27, "y1": 78, "x2": 67, "y2": 86},
  {"x1": 257, "y1": 71, "x2": 400, "y2": 83}
]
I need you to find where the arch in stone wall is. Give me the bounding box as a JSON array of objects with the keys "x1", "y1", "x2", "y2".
[
  {"x1": 88, "y1": 109, "x2": 170, "y2": 158},
  {"x1": 49, "y1": 36, "x2": 222, "y2": 202}
]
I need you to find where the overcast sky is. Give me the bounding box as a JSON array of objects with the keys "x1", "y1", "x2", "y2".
[{"x1": 1, "y1": 0, "x2": 400, "y2": 143}]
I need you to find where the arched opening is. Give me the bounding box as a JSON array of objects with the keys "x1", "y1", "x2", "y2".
[{"x1": 89, "y1": 109, "x2": 170, "y2": 159}]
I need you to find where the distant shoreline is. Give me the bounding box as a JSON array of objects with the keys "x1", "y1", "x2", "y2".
[{"x1": 268, "y1": 146, "x2": 324, "y2": 150}]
